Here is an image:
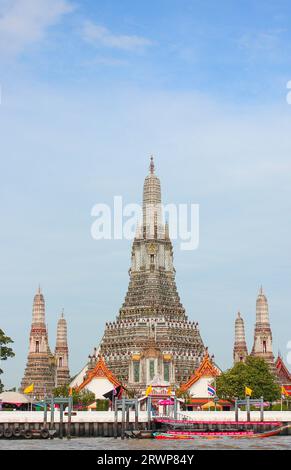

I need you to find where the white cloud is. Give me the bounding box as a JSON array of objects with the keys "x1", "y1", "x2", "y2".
[
  {"x1": 82, "y1": 20, "x2": 153, "y2": 51},
  {"x1": 0, "y1": 0, "x2": 74, "y2": 56}
]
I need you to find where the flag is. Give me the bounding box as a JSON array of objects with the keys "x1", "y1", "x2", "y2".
[
  {"x1": 69, "y1": 387, "x2": 73, "y2": 396},
  {"x1": 245, "y1": 386, "x2": 252, "y2": 396},
  {"x1": 281, "y1": 386, "x2": 287, "y2": 399},
  {"x1": 208, "y1": 384, "x2": 216, "y2": 397},
  {"x1": 167, "y1": 386, "x2": 172, "y2": 396},
  {"x1": 145, "y1": 385, "x2": 152, "y2": 397},
  {"x1": 24, "y1": 384, "x2": 34, "y2": 394}
]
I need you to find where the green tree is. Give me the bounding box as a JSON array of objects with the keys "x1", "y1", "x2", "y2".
[
  {"x1": 216, "y1": 356, "x2": 280, "y2": 402},
  {"x1": 0, "y1": 329, "x2": 15, "y2": 392},
  {"x1": 53, "y1": 385, "x2": 95, "y2": 408}
]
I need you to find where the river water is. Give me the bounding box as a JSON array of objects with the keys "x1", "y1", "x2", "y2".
[{"x1": 0, "y1": 436, "x2": 290, "y2": 450}]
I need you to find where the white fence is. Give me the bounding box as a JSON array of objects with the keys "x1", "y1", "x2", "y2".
[{"x1": 0, "y1": 410, "x2": 291, "y2": 423}]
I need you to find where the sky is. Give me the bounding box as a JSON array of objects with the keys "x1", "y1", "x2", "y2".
[{"x1": 0, "y1": 0, "x2": 291, "y2": 389}]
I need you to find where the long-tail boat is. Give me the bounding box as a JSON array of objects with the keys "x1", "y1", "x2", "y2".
[{"x1": 153, "y1": 424, "x2": 291, "y2": 439}]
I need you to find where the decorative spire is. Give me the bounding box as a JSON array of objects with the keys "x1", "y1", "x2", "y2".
[
  {"x1": 150, "y1": 155, "x2": 155, "y2": 174},
  {"x1": 56, "y1": 312, "x2": 68, "y2": 346},
  {"x1": 55, "y1": 310, "x2": 70, "y2": 386},
  {"x1": 256, "y1": 286, "x2": 269, "y2": 324},
  {"x1": 251, "y1": 287, "x2": 275, "y2": 367},
  {"x1": 21, "y1": 288, "x2": 55, "y2": 399},
  {"x1": 32, "y1": 286, "x2": 46, "y2": 325},
  {"x1": 143, "y1": 156, "x2": 163, "y2": 238},
  {"x1": 233, "y1": 311, "x2": 248, "y2": 364}
]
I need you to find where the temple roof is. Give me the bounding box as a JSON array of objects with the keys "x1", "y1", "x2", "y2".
[
  {"x1": 77, "y1": 356, "x2": 121, "y2": 392},
  {"x1": 275, "y1": 355, "x2": 291, "y2": 383},
  {"x1": 180, "y1": 353, "x2": 220, "y2": 392}
]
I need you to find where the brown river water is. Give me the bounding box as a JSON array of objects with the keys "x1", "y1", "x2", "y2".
[{"x1": 0, "y1": 436, "x2": 290, "y2": 450}]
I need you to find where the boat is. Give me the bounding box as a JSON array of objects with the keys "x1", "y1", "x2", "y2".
[
  {"x1": 153, "y1": 424, "x2": 291, "y2": 440},
  {"x1": 125, "y1": 430, "x2": 154, "y2": 439},
  {"x1": 153, "y1": 431, "x2": 254, "y2": 440}
]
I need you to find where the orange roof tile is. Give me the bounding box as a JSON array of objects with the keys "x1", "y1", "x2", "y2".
[
  {"x1": 180, "y1": 353, "x2": 220, "y2": 392},
  {"x1": 76, "y1": 356, "x2": 121, "y2": 392},
  {"x1": 276, "y1": 356, "x2": 291, "y2": 383}
]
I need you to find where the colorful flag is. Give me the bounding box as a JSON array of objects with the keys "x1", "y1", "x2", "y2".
[
  {"x1": 167, "y1": 386, "x2": 172, "y2": 396},
  {"x1": 24, "y1": 383, "x2": 34, "y2": 394},
  {"x1": 69, "y1": 387, "x2": 73, "y2": 396},
  {"x1": 245, "y1": 386, "x2": 252, "y2": 396},
  {"x1": 208, "y1": 384, "x2": 216, "y2": 396},
  {"x1": 281, "y1": 386, "x2": 287, "y2": 399},
  {"x1": 145, "y1": 385, "x2": 152, "y2": 397}
]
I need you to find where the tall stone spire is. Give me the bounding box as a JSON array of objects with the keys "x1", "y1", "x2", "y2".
[
  {"x1": 251, "y1": 287, "x2": 275, "y2": 367},
  {"x1": 32, "y1": 286, "x2": 45, "y2": 325},
  {"x1": 233, "y1": 312, "x2": 248, "y2": 364},
  {"x1": 55, "y1": 310, "x2": 70, "y2": 387},
  {"x1": 21, "y1": 287, "x2": 55, "y2": 399},
  {"x1": 98, "y1": 158, "x2": 206, "y2": 390},
  {"x1": 142, "y1": 155, "x2": 163, "y2": 239}
]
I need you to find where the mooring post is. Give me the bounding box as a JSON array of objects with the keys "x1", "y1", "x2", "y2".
[
  {"x1": 114, "y1": 399, "x2": 118, "y2": 439},
  {"x1": 50, "y1": 397, "x2": 55, "y2": 432},
  {"x1": 59, "y1": 403, "x2": 64, "y2": 439},
  {"x1": 260, "y1": 396, "x2": 264, "y2": 422},
  {"x1": 121, "y1": 397, "x2": 125, "y2": 440},
  {"x1": 44, "y1": 402, "x2": 48, "y2": 427},
  {"x1": 135, "y1": 398, "x2": 139, "y2": 430},
  {"x1": 67, "y1": 396, "x2": 72, "y2": 440},
  {"x1": 147, "y1": 396, "x2": 151, "y2": 430},
  {"x1": 235, "y1": 398, "x2": 238, "y2": 422},
  {"x1": 246, "y1": 396, "x2": 251, "y2": 422},
  {"x1": 126, "y1": 405, "x2": 130, "y2": 437},
  {"x1": 174, "y1": 396, "x2": 178, "y2": 420}
]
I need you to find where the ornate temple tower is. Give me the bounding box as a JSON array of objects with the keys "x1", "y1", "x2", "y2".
[
  {"x1": 251, "y1": 287, "x2": 275, "y2": 367},
  {"x1": 21, "y1": 287, "x2": 55, "y2": 399},
  {"x1": 233, "y1": 312, "x2": 248, "y2": 364},
  {"x1": 96, "y1": 157, "x2": 206, "y2": 390},
  {"x1": 55, "y1": 310, "x2": 70, "y2": 387}
]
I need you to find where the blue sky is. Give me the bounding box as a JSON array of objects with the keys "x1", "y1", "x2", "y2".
[{"x1": 0, "y1": 0, "x2": 291, "y2": 388}]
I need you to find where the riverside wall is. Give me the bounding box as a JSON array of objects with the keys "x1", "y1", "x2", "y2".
[{"x1": 0, "y1": 411, "x2": 291, "y2": 437}]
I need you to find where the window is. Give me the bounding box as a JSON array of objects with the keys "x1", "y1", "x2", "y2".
[
  {"x1": 164, "y1": 362, "x2": 170, "y2": 382},
  {"x1": 59, "y1": 357, "x2": 63, "y2": 367},
  {"x1": 263, "y1": 340, "x2": 267, "y2": 353},
  {"x1": 133, "y1": 361, "x2": 140, "y2": 383},
  {"x1": 35, "y1": 341, "x2": 39, "y2": 353},
  {"x1": 149, "y1": 360, "x2": 155, "y2": 380}
]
